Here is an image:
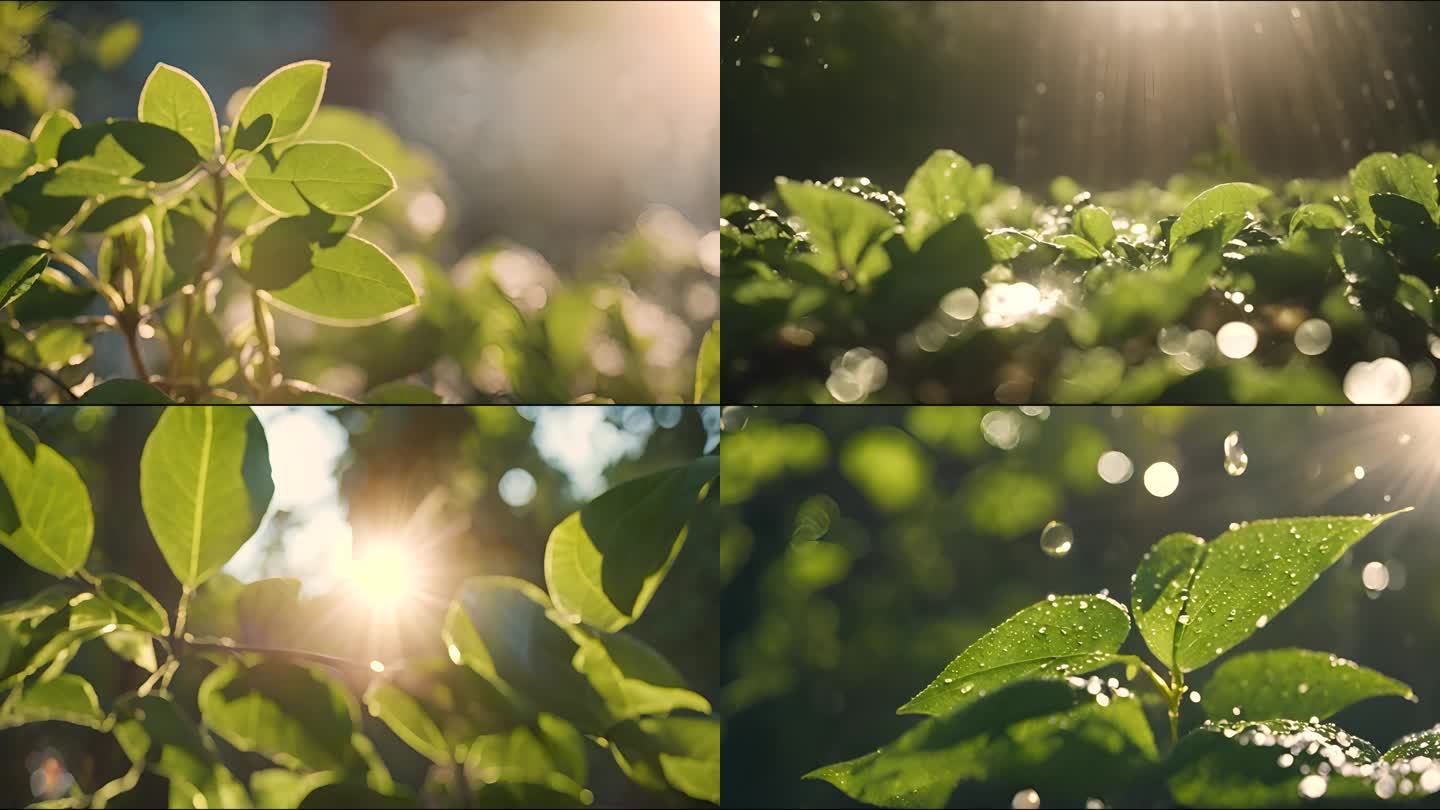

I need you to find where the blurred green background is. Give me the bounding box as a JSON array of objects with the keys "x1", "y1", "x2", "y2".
[
  {"x1": 0, "y1": 404, "x2": 720, "y2": 808},
  {"x1": 720, "y1": 405, "x2": 1440, "y2": 807}
]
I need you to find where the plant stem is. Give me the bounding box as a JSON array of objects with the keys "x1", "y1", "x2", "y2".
[
  {"x1": 1167, "y1": 667, "x2": 1185, "y2": 744},
  {"x1": 182, "y1": 639, "x2": 387, "y2": 673},
  {"x1": 122, "y1": 323, "x2": 150, "y2": 379},
  {"x1": 47, "y1": 248, "x2": 125, "y2": 312},
  {"x1": 2, "y1": 353, "x2": 79, "y2": 400},
  {"x1": 252, "y1": 291, "x2": 278, "y2": 393},
  {"x1": 173, "y1": 587, "x2": 192, "y2": 641}
]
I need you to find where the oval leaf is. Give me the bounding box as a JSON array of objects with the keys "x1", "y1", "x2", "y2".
[
  {"x1": 30, "y1": 110, "x2": 80, "y2": 164},
  {"x1": 97, "y1": 573, "x2": 169, "y2": 635},
  {"x1": 0, "y1": 129, "x2": 36, "y2": 194},
  {"x1": 1288, "y1": 202, "x2": 1348, "y2": 234},
  {"x1": 231, "y1": 61, "x2": 329, "y2": 154},
  {"x1": 363, "y1": 682, "x2": 450, "y2": 766},
  {"x1": 1384, "y1": 726, "x2": 1440, "y2": 762},
  {"x1": 1203, "y1": 648, "x2": 1413, "y2": 722},
  {"x1": 0, "y1": 244, "x2": 50, "y2": 311},
  {"x1": 544, "y1": 456, "x2": 719, "y2": 632},
  {"x1": 1132, "y1": 532, "x2": 1206, "y2": 669},
  {"x1": 0, "y1": 416, "x2": 94, "y2": 577},
  {"x1": 77, "y1": 379, "x2": 174, "y2": 404},
  {"x1": 899, "y1": 594, "x2": 1132, "y2": 716},
  {"x1": 1075, "y1": 206, "x2": 1116, "y2": 249},
  {"x1": 776, "y1": 178, "x2": 897, "y2": 283},
  {"x1": 610, "y1": 716, "x2": 720, "y2": 804},
  {"x1": 139, "y1": 406, "x2": 274, "y2": 588},
  {"x1": 901, "y1": 149, "x2": 984, "y2": 248},
  {"x1": 1174, "y1": 513, "x2": 1404, "y2": 672},
  {"x1": 0, "y1": 673, "x2": 105, "y2": 729},
  {"x1": 51, "y1": 121, "x2": 201, "y2": 195},
  {"x1": 198, "y1": 659, "x2": 358, "y2": 771},
  {"x1": 259, "y1": 231, "x2": 418, "y2": 326},
  {"x1": 1169, "y1": 182, "x2": 1271, "y2": 248},
  {"x1": 244, "y1": 141, "x2": 395, "y2": 216},
  {"x1": 570, "y1": 627, "x2": 712, "y2": 720},
  {"x1": 139, "y1": 63, "x2": 220, "y2": 158},
  {"x1": 1350, "y1": 152, "x2": 1439, "y2": 234}
]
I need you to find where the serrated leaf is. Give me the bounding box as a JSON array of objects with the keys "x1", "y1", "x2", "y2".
[
  {"x1": 1202, "y1": 648, "x2": 1413, "y2": 722},
  {"x1": 694, "y1": 320, "x2": 719, "y2": 403},
  {"x1": 544, "y1": 456, "x2": 719, "y2": 632},
  {"x1": 363, "y1": 681, "x2": 449, "y2": 765},
  {"x1": 0, "y1": 416, "x2": 94, "y2": 577},
  {"x1": 1166, "y1": 719, "x2": 1383, "y2": 808},
  {"x1": 0, "y1": 673, "x2": 105, "y2": 729},
  {"x1": 570, "y1": 627, "x2": 711, "y2": 720},
  {"x1": 1173, "y1": 513, "x2": 1403, "y2": 672},
  {"x1": 0, "y1": 244, "x2": 50, "y2": 311},
  {"x1": 96, "y1": 573, "x2": 169, "y2": 635},
  {"x1": 1075, "y1": 205, "x2": 1116, "y2": 249},
  {"x1": 807, "y1": 680, "x2": 1156, "y2": 809},
  {"x1": 244, "y1": 141, "x2": 395, "y2": 216},
  {"x1": 198, "y1": 659, "x2": 358, "y2": 771},
  {"x1": 139, "y1": 406, "x2": 274, "y2": 588},
  {"x1": 230, "y1": 61, "x2": 329, "y2": 154},
  {"x1": 1169, "y1": 182, "x2": 1271, "y2": 248},
  {"x1": 0, "y1": 129, "x2": 36, "y2": 194},
  {"x1": 139, "y1": 63, "x2": 220, "y2": 158},
  {"x1": 29, "y1": 110, "x2": 80, "y2": 164},
  {"x1": 1132, "y1": 532, "x2": 1206, "y2": 669},
  {"x1": 1351, "y1": 152, "x2": 1439, "y2": 234},
  {"x1": 776, "y1": 178, "x2": 898, "y2": 283},
  {"x1": 899, "y1": 594, "x2": 1132, "y2": 716},
  {"x1": 610, "y1": 715, "x2": 719, "y2": 804}
]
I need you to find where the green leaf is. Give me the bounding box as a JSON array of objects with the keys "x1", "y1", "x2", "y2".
[
  {"x1": 898, "y1": 594, "x2": 1132, "y2": 716},
  {"x1": 94, "y1": 20, "x2": 141, "y2": 69},
  {"x1": 244, "y1": 142, "x2": 396, "y2": 216},
  {"x1": 1351, "y1": 152, "x2": 1439, "y2": 234},
  {"x1": 363, "y1": 681, "x2": 450, "y2": 765},
  {"x1": 96, "y1": 573, "x2": 169, "y2": 635},
  {"x1": 1384, "y1": 725, "x2": 1440, "y2": 762},
  {"x1": 1288, "y1": 202, "x2": 1348, "y2": 234},
  {"x1": 0, "y1": 673, "x2": 105, "y2": 729},
  {"x1": 364, "y1": 382, "x2": 442, "y2": 404},
  {"x1": 0, "y1": 601, "x2": 113, "y2": 689},
  {"x1": 1054, "y1": 233, "x2": 1103, "y2": 260},
  {"x1": 1173, "y1": 513, "x2": 1404, "y2": 672},
  {"x1": 1075, "y1": 206, "x2": 1117, "y2": 249},
  {"x1": 443, "y1": 576, "x2": 611, "y2": 733},
  {"x1": 231, "y1": 61, "x2": 329, "y2": 154},
  {"x1": 776, "y1": 178, "x2": 898, "y2": 283},
  {"x1": 0, "y1": 416, "x2": 94, "y2": 577},
  {"x1": 807, "y1": 680, "x2": 1156, "y2": 809},
  {"x1": 297, "y1": 783, "x2": 415, "y2": 809},
  {"x1": 1169, "y1": 182, "x2": 1272, "y2": 248},
  {"x1": 1166, "y1": 719, "x2": 1382, "y2": 808},
  {"x1": 242, "y1": 217, "x2": 417, "y2": 326},
  {"x1": 570, "y1": 627, "x2": 712, "y2": 720},
  {"x1": 235, "y1": 577, "x2": 302, "y2": 645},
  {"x1": 251, "y1": 770, "x2": 339, "y2": 810},
  {"x1": 139, "y1": 406, "x2": 274, "y2": 588},
  {"x1": 693, "y1": 321, "x2": 719, "y2": 403},
  {"x1": 77, "y1": 379, "x2": 174, "y2": 404},
  {"x1": 198, "y1": 659, "x2": 358, "y2": 771},
  {"x1": 1132, "y1": 532, "x2": 1206, "y2": 669},
  {"x1": 103, "y1": 631, "x2": 158, "y2": 673},
  {"x1": 0, "y1": 244, "x2": 50, "y2": 311},
  {"x1": 544, "y1": 456, "x2": 720, "y2": 631},
  {"x1": 465, "y1": 713, "x2": 588, "y2": 791},
  {"x1": 113, "y1": 693, "x2": 247, "y2": 810},
  {"x1": 609, "y1": 716, "x2": 719, "y2": 804},
  {"x1": 901, "y1": 150, "x2": 986, "y2": 248},
  {"x1": 138, "y1": 63, "x2": 220, "y2": 158},
  {"x1": 29, "y1": 110, "x2": 80, "y2": 164},
  {"x1": 1202, "y1": 648, "x2": 1413, "y2": 722},
  {"x1": 50, "y1": 121, "x2": 201, "y2": 196},
  {"x1": 0, "y1": 129, "x2": 35, "y2": 194}
]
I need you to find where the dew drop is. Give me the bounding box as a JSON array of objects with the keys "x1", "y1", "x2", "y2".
[
  {"x1": 1298, "y1": 774, "x2": 1328, "y2": 799},
  {"x1": 1040, "y1": 521, "x2": 1074, "y2": 558},
  {"x1": 1256, "y1": 615, "x2": 1269, "y2": 628},
  {"x1": 1223, "y1": 431, "x2": 1248, "y2": 476},
  {"x1": 1298, "y1": 683, "x2": 1310, "y2": 694},
  {"x1": 1012, "y1": 788, "x2": 1040, "y2": 809},
  {"x1": 1353, "y1": 466, "x2": 1366, "y2": 480}
]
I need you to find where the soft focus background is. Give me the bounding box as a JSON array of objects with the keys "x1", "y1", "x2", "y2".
[
  {"x1": 722, "y1": 0, "x2": 1440, "y2": 194},
  {"x1": 720, "y1": 405, "x2": 1440, "y2": 807},
  {"x1": 1, "y1": 1, "x2": 719, "y2": 401},
  {"x1": 0, "y1": 404, "x2": 721, "y2": 807}
]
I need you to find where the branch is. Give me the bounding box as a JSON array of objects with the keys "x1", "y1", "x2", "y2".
[
  {"x1": 2, "y1": 353, "x2": 79, "y2": 401},
  {"x1": 181, "y1": 638, "x2": 395, "y2": 673}
]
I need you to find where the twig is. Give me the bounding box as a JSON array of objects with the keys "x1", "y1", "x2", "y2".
[
  {"x1": 182, "y1": 639, "x2": 392, "y2": 673},
  {"x1": 2, "y1": 353, "x2": 79, "y2": 401}
]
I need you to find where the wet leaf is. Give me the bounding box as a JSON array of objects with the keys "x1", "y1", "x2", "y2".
[
  {"x1": 1169, "y1": 182, "x2": 1271, "y2": 248},
  {"x1": 901, "y1": 149, "x2": 984, "y2": 248},
  {"x1": 776, "y1": 178, "x2": 898, "y2": 283},
  {"x1": 1202, "y1": 648, "x2": 1413, "y2": 722},
  {"x1": 1132, "y1": 532, "x2": 1206, "y2": 669},
  {"x1": 1350, "y1": 152, "x2": 1439, "y2": 234},
  {"x1": 899, "y1": 594, "x2": 1132, "y2": 716}
]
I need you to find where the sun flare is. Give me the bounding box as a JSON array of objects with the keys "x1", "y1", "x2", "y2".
[{"x1": 344, "y1": 541, "x2": 421, "y2": 612}]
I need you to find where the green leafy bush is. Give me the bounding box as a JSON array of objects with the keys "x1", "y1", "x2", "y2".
[
  {"x1": 805, "y1": 509, "x2": 1440, "y2": 808},
  {"x1": 1, "y1": 54, "x2": 719, "y2": 404},
  {"x1": 722, "y1": 148, "x2": 1440, "y2": 404},
  {"x1": 0, "y1": 405, "x2": 719, "y2": 808}
]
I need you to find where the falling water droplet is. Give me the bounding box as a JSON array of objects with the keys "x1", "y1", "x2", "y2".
[
  {"x1": 1040, "y1": 521, "x2": 1074, "y2": 558},
  {"x1": 1362, "y1": 561, "x2": 1390, "y2": 592},
  {"x1": 1353, "y1": 466, "x2": 1366, "y2": 480},
  {"x1": 1223, "y1": 431, "x2": 1248, "y2": 476},
  {"x1": 1012, "y1": 789, "x2": 1040, "y2": 810}
]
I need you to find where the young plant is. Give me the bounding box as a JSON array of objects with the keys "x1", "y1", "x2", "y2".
[
  {"x1": 722, "y1": 147, "x2": 1440, "y2": 404},
  {"x1": 0, "y1": 406, "x2": 720, "y2": 808},
  {"x1": 806, "y1": 510, "x2": 1440, "y2": 808}
]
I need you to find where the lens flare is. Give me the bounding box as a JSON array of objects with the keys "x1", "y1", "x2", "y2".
[{"x1": 345, "y1": 542, "x2": 420, "y2": 612}]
